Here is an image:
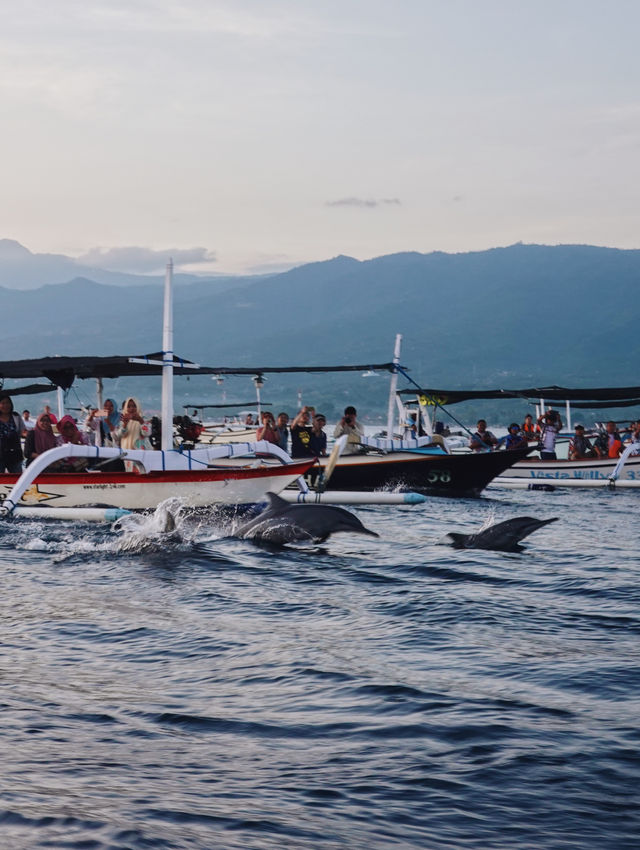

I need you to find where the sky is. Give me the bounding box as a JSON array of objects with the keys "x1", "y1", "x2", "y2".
[{"x1": 1, "y1": 0, "x2": 639, "y2": 274}]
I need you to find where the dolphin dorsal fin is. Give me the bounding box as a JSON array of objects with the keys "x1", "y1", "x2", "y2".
[{"x1": 265, "y1": 492, "x2": 289, "y2": 510}]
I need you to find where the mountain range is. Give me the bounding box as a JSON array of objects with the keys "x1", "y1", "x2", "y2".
[{"x1": 1, "y1": 241, "x2": 639, "y2": 422}]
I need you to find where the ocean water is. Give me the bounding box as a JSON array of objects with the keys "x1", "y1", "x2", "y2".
[{"x1": 0, "y1": 487, "x2": 638, "y2": 850}]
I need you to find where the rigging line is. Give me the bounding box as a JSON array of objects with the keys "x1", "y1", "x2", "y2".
[{"x1": 394, "y1": 365, "x2": 480, "y2": 443}]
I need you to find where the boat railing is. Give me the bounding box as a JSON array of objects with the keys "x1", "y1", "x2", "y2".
[
  {"x1": 608, "y1": 441, "x2": 640, "y2": 484},
  {"x1": 359, "y1": 434, "x2": 450, "y2": 454},
  {"x1": 0, "y1": 441, "x2": 306, "y2": 517}
]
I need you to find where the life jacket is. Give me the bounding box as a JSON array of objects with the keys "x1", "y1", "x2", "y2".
[
  {"x1": 608, "y1": 436, "x2": 622, "y2": 459},
  {"x1": 522, "y1": 422, "x2": 539, "y2": 439}
]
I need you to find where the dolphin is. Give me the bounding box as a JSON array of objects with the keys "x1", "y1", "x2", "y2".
[
  {"x1": 445, "y1": 516, "x2": 558, "y2": 552},
  {"x1": 233, "y1": 492, "x2": 379, "y2": 545}
]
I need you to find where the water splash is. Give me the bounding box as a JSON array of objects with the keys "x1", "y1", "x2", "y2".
[{"x1": 113, "y1": 497, "x2": 188, "y2": 553}]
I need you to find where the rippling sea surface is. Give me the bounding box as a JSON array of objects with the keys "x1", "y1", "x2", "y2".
[{"x1": 1, "y1": 486, "x2": 638, "y2": 850}]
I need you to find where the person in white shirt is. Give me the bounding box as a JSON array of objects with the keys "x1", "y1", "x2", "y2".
[{"x1": 22, "y1": 409, "x2": 35, "y2": 431}]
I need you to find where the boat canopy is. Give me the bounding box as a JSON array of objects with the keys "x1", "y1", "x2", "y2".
[
  {"x1": 0, "y1": 352, "x2": 208, "y2": 390},
  {"x1": 183, "y1": 401, "x2": 272, "y2": 409},
  {"x1": 202, "y1": 362, "x2": 397, "y2": 376},
  {"x1": 0, "y1": 356, "x2": 398, "y2": 391},
  {"x1": 397, "y1": 385, "x2": 640, "y2": 405},
  {"x1": 0, "y1": 382, "x2": 59, "y2": 397}
]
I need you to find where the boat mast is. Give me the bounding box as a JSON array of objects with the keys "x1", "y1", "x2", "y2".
[
  {"x1": 161, "y1": 259, "x2": 174, "y2": 451},
  {"x1": 385, "y1": 334, "x2": 402, "y2": 438}
]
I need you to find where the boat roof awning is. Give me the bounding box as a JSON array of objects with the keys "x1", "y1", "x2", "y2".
[
  {"x1": 0, "y1": 357, "x2": 398, "y2": 390},
  {"x1": 398, "y1": 385, "x2": 640, "y2": 405},
  {"x1": 202, "y1": 362, "x2": 397, "y2": 376},
  {"x1": 1, "y1": 383, "x2": 59, "y2": 397},
  {"x1": 182, "y1": 401, "x2": 272, "y2": 409},
  {"x1": 0, "y1": 353, "x2": 205, "y2": 390}
]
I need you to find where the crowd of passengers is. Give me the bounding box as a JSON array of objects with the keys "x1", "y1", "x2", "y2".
[
  {"x1": 4, "y1": 388, "x2": 640, "y2": 474},
  {"x1": 0, "y1": 392, "x2": 152, "y2": 473},
  {"x1": 0, "y1": 391, "x2": 366, "y2": 472},
  {"x1": 253, "y1": 405, "x2": 364, "y2": 459},
  {"x1": 469, "y1": 408, "x2": 640, "y2": 461}
]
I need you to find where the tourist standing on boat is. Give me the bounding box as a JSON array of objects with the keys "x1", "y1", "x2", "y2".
[
  {"x1": 537, "y1": 409, "x2": 563, "y2": 460},
  {"x1": 290, "y1": 406, "x2": 314, "y2": 457},
  {"x1": 333, "y1": 406, "x2": 364, "y2": 455},
  {"x1": 24, "y1": 412, "x2": 59, "y2": 467},
  {"x1": 256, "y1": 411, "x2": 280, "y2": 445},
  {"x1": 309, "y1": 413, "x2": 328, "y2": 457},
  {"x1": 469, "y1": 420, "x2": 498, "y2": 452},
  {"x1": 0, "y1": 393, "x2": 25, "y2": 473},
  {"x1": 568, "y1": 424, "x2": 595, "y2": 460},
  {"x1": 22, "y1": 410, "x2": 35, "y2": 431},
  {"x1": 117, "y1": 397, "x2": 152, "y2": 451},
  {"x1": 85, "y1": 399, "x2": 120, "y2": 447},
  {"x1": 275, "y1": 412, "x2": 289, "y2": 452}
]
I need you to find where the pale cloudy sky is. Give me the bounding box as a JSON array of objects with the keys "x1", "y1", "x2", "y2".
[{"x1": 1, "y1": 0, "x2": 638, "y2": 273}]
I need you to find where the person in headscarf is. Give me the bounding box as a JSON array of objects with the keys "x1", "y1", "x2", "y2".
[
  {"x1": 85, "y1": 398, "x2": 120, "y2": 446},
  {"x1": 57, "y1": 414, "x2": 89, "y2": 471},
  {"x1": 24, "y1": 412, "x2": 59, "y2": 467},
  {"x1": 117, "y1": 397, "x2": 152, "y2": 450},
  {"x1": 0, "y1": 393, "x2": 24, "y2": 473},
  {"x1": 116, "y1": 398, "x2": 153, "y2": 472}
]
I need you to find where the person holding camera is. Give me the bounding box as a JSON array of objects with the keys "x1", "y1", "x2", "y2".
[
  {"x1": 537, "y1": 408, "x2": 563, "y2": 460},
  {"x1": 333, "y1": 405, "x2": 364, "y2": 455},
  {"x1": 256, "y1": 410, "x2": 280, "y2": 445},
  {"x1": 290, "y1": 406, "x2": 314, "y2": 457}
]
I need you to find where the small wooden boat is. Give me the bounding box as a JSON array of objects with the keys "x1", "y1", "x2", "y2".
[
  {"x1": 312, "y1": 442, "x2": 531, "y2": 497},
  {"x1": 0, "y1": 443, "x2": 313, "y2": 513}
]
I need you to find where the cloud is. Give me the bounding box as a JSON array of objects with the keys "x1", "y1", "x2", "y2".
[
  {"x1": 76, "y1": 245, "x2": 217, "y2": 273},
  {"x1": 326, "y1": 197, "x2": 401, "y2": 208}
]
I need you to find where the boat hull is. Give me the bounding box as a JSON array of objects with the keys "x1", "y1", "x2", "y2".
[
  {"x1": 496, "y1": 454, "x2": 640, "y2": 487},
  {"x1": 313, "y1": 448, "x2": 530, "y2": 496},
  {"x1": 0, "y1": 462, "x2": 312, "y2": 511}
]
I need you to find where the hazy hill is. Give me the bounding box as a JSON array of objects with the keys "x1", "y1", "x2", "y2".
[
  {"x1": 0, "y1": 239, "x2": 260, "y2": 291},
  {"x1": 2, "y1": 243, "x2": 640, "y2": 421}
]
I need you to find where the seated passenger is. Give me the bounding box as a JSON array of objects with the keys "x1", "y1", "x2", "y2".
[
  {"x1": 275, "y1": 412, "x2": 289, "y2": 452},
  {"x1": 57, "y1": 414, "x2": 90, "y2": 471},
  {"x1": 23, "y1": 412, "x2": 58, "y2": 467},
  {"x1": 309, "y1": 413, "x2": 328, "y2": 457},
  {"x1": 521, "y1": 413, "x2": 539, "y2": 441},
  {"x1": 627, "y1": 420, "x2": 640, "y2": 455},
  {"x1": 568, "y1": 424, "x2": 595, "y2": 460},
  {"x1": 256, "y1": 411, "x2": 280, "y2": 445},
  {"x1": 503, "y1": 423, "x2": 528, "y2": 450},
  {"x1": 85, "y1": 398, "x2": 120, "y2": 447},
  {"x1": 469, "y1": 420, "x2": 498, "y2": 452},
  {"x1": 594, "y1": 421, "x2": 623, "y2": 459}
]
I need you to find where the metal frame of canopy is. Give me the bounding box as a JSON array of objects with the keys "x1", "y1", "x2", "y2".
[{"x1": 396, "y1": 384, "x2": 640, "y2": 436}]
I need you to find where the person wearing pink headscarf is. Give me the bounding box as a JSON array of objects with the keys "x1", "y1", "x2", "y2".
[
  {"x1": 23, "y1": 412, "x2": 59, "y2": 467},
  {"x1": 57, "y1": 415, "x2": 89, "y2": 471}
]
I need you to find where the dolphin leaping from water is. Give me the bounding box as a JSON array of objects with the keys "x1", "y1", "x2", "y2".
[
  {"x1": 445, "y1": 516, "x2": 558, "y2": 552},
  {"x1": 233, "y1": 492, "x2": 379, "y2": 545}
]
